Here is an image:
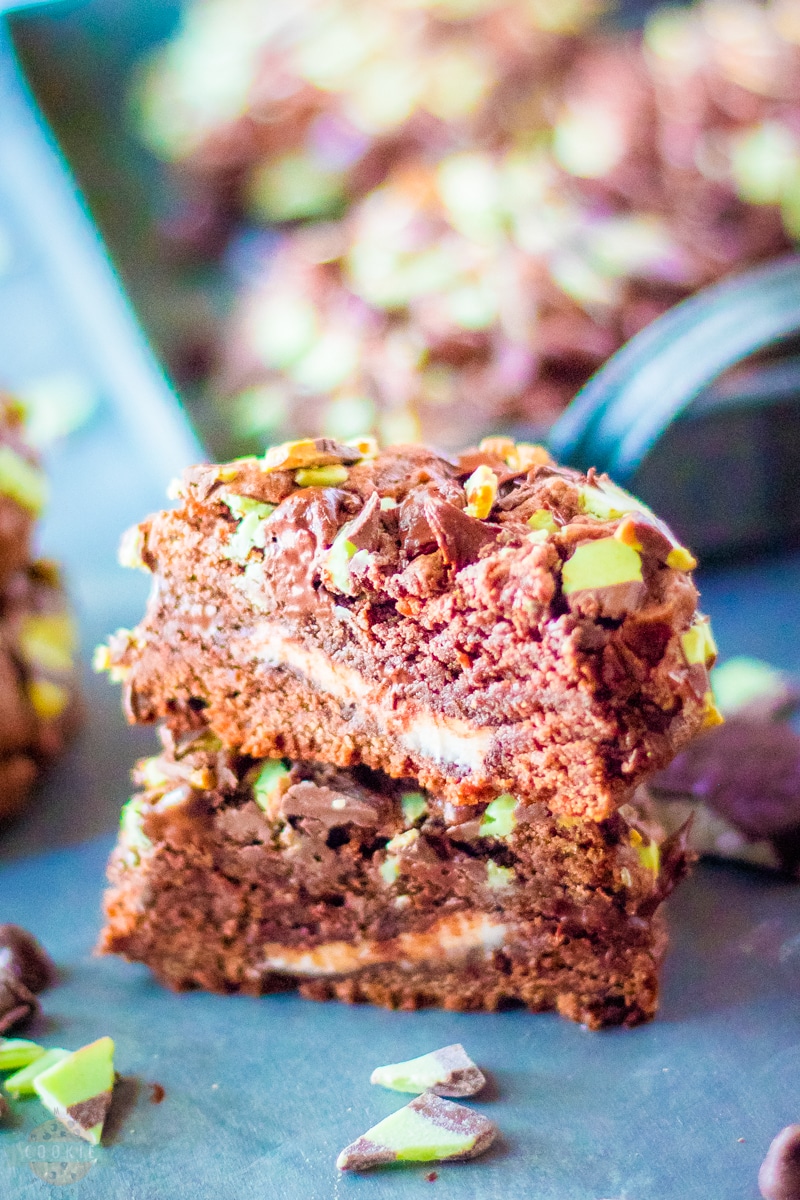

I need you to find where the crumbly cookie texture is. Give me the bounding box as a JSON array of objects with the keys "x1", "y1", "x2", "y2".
[
  {"x1": 100, "y1": 438, "x2": 713, "y2": 819},
  {"x1": 100, "y1": 729, "x2": 693, "y2": 1029}
]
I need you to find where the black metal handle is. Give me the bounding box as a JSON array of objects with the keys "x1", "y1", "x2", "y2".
[{"x1": 547, "y1": 255, "x2": 800, "y2": 484}]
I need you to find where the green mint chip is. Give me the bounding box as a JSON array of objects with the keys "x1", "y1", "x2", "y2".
[
  {"x1": 0, "y1": 1038, "x2": 46, "y2": 1071},
  {"x1": 253, "y1": 759, "x2": 290, "y2": 811},
  {"x1": 5, "y1": 1048, "x2": 69, "y2": 1097},
  {"x1": 0, "y1": 445, "x2": 47, "y2": 515},
  {"x1": 400, "y1": 792, "x2": 428, "y2": 826},
  {"x1": 478, "y1": 794, "x2": 518, "y2": 839},
  {"x1": 33, "y1": 1036, "x2": 115, "y2": 1146}
]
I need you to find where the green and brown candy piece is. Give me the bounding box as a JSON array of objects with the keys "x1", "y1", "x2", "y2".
[
  {"x1": 5, "y1": 1047, "x2": 69, "y2": 1096},
  {"x1": 370, "y1": 1044, "x2": 486, "y2": 1098},
  {"x1": 337, "y1": 1090, "x2": 496, "y2": 1172},
  {"x1": 33, "y1": 1036, "x2": 115, "y2": 1145}
]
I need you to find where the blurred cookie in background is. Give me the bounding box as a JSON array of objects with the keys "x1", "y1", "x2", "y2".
[
  {"x1": 208, "y1": 146, "x2": 723, "y2": 454},
  {"x1": 134, "y1": 0, "x2": 603, "y2": 248},
  {"x1": 0, "y1": 398, "x2": 80, "y2": 823},
  {"x1": 140, "y1": 0, "x2": 800, "y2": 455}
]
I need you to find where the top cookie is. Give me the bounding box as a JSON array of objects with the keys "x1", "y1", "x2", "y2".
[{"x1": 99, "y1": 437, "x2": 716, "y2": 818}]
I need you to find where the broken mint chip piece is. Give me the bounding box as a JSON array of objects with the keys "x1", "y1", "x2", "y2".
[
  {"x1": 33, "y1": 1036, "x2": 115, "y2": 1145},
  {"x1": 337, "y1": 1090, "x2": 496, "y2": 1171},
  {"x1": 370, "y1": 1044, "x2": 486, "y2": 1098},
  {"x1": 400, "y1": 792, "x2": 428, "y2": 826},
  {"x1": 262, "y1": 438, "x2": 361, "y2": 473},
  {"x1": 479, "y1": 793, "x2": 517, "y2": 839},
  {"x1": 294, "y1": 464, "x2": 349, "y2": 487},
  {"x1": 562, "y1": 537, "x2": 643, "y2": 594},
  {"x1": 252, "y1": 759, "x2": 290, "y2": 811},
  {"x1": 5, "y1": 1047, "x2": 69, "y2": 1096},
  {"x1": 0, "y1": 445, "x2": 47, "y2": 514},
  {"x1": 680, "y1": 616, "x2": 717, "y2": 667},
  {"x1": 0, "y1": 1037, "x2": 45, "y2": 1071},
  {"x1": 486, "y1": 861, "x2": 515, "y2": 889},
  {"x1": 220, "y1": 493, "x2": 276, "y2": 564}
]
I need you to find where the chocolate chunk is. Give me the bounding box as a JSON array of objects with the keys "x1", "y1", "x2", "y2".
[
  {"x1": 261, "y1": 487, "x2": 355, "y2": 615},
  {"x1": 635, "y1": 818, "x2": 695, "y2": 918},
  {"x1": 652, "y1": 718, "x2": 800, "y2": 864},
  {"x1": 0, "y1": 968, "x2": 39, "y2": 1032},
  {"x1": 423, "y1": 497, "x2": 499, "y2": 570},
  {"x1": 398, "y1": 492, "x2": 438, "y2": 559},
  {"x1": 0, "y1": 924, "x2": 57, "y2": 992},
  {"x1": 280, "y1": 781, "x2": 392, "y2": 831},
  {"x1": 759, "y1": 1125, "x2": 800, "y2": 1200},
  {"x1": 343, "y1": 491, "x2": 382, "y2": 553}
]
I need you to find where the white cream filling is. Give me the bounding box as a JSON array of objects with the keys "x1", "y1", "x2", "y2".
[
  {"x1": 259, "y1": 913, "x2": 508, "y2": 978},
  {"x1": 251, "y1": 627, "x2": 371, "y2": 703},
  {"x1": 249, "y1": 626, "x2": 497, "y2": 771},
  {"x1": 402, "y1": 717, "x2": 494, "y2": 772}
]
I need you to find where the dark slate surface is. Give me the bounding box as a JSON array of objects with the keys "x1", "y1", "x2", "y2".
[
  {"x1": 0, "y1": 8, "x2": 799, "y2": 1193},
  {"x1": 0, "y1": 838, "x2": 798, "y2": 1198}
]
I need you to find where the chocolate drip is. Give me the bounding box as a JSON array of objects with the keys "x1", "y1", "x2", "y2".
[{"x1": 263, "y1": 487, "x2": 355, "y2": 616}]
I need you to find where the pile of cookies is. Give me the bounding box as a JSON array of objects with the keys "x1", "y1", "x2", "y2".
[
  {"x1": 136, "y1": 0, "x2": 800, "y2": 453},
  {"x1": 0, "y1": 398, "x2": 78, "y2": 821}
]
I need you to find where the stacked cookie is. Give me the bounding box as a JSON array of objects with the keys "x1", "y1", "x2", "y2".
[
  {"x1": 0, "y1": 398, "x2": 79, "y2": 820},
  {"x1": 98, "y1": 435, "x2": 716, "y2": 1027}
]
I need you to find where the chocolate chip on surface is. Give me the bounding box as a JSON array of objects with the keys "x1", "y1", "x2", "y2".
[
  {"x1": 0, "y1": 924, "x2": 57, "y2": 993},
  {"x1": 0, "y1": 968, "x2": 40, "y2": 1033},
  {"x1": 759, "y1": 1124, "x2": 800, "y2": 1200}
]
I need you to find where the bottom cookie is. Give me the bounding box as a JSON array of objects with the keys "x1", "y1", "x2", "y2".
[{"x1": 100, "y1": 729, "x2": 692, "y2": 1029}]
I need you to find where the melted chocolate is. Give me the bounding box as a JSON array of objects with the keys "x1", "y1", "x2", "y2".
[
  {"x1": 566, "y1": 580, "x2": 648, "y2": 620},
  {"x1": 423, "y1": 498, "x2": 499, "y2": 570},
  {"x1": 398, "y1": 493, "x2": 438, "y2": 559},
  {"x1": 344, "y1": 491, "x2": 383, "y2": 553},
  {"x1": 262, "y1": 487, "x2": 355, "y2": 616}
]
